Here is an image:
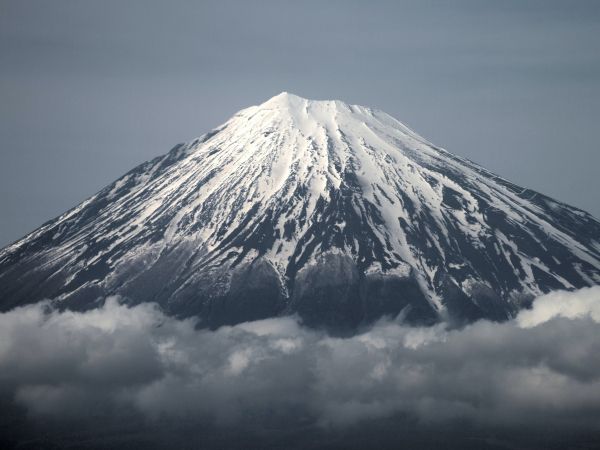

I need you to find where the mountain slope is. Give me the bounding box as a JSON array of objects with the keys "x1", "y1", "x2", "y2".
[{"x1": 1, "y1": 92, "x2": 599, "y2": 331}]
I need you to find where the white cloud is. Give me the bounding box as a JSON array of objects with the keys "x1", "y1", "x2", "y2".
[
  {"x1": 517, "y1": 285, "x2": 600, "y2": 327},
  {"x1": 1, "y1": 287, "x2": 600, "y2": 434}
]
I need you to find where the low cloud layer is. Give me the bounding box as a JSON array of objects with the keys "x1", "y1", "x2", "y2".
[{"x1": 1, "y1": 287, "x2": 600, "y2": 440}]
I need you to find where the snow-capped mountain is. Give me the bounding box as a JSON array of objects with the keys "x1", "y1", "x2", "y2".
[{"x1": 1, "y1": 92, "x2": 599, "y2": 331}]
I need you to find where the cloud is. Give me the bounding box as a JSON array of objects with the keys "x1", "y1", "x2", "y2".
[
  {"x1": 517, "y1": 286, "x2": 600, "y2": 327},
  {"x1": 1, "y1": 287, "x2": 600, "y2": 443}
]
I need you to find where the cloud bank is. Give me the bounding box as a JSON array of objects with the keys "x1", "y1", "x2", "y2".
[{"x1": 1, "y1": 287, "x2": 600, "y2": 445}]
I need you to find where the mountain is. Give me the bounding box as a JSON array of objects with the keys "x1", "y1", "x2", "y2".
[{"x1": 1, "y1": 92, "x2": 599, "y2": 332}]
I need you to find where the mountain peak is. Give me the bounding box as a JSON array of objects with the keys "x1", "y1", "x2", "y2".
[
  {"x1": 259, "y1": 91, "x2": 352, "y2": 112},
  {"x1": 242, "y1": 91, "x2": 403, "y2": 150},
  {"x1": 270, "y1": 91, "x2": 303, "y2": 101},
  {"x1": 260, "y1": 91, "x2": 307, "y2": 109}
]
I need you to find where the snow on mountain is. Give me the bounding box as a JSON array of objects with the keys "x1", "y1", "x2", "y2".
[{"x1": 1, "y1": 92, "x2": 599, "y2": 331}]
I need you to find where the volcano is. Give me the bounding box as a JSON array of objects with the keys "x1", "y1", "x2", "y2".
[{"x1": 1, "y1": 92, "x2": 599, "y2": 332}]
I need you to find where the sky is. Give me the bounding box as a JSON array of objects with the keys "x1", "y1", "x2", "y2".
[{"x1": 1, "y1": 0, "x2": 599, "y2": 247}]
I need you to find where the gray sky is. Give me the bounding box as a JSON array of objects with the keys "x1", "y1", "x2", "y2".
[{"x1": 1, "y1": 0, "x2": 599, "y2": 247}]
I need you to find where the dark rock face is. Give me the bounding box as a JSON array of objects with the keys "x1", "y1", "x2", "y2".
[
  {"x1": 206, "y1": 258, "x2": 285, "y2": 328},
  {"x1": 360, "y1": 273, "x2": 438, "y2": 326},
  {"x1": 290, "y1": 252, "x2": 436, "y2": 333},
  {"x1": 291, "y1": 252, "x2": 363, "y2": 332},
  {"x1": 1, "y1": 93, "x2": 599, "y2": 332}
]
